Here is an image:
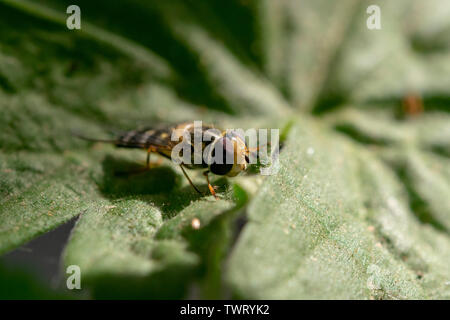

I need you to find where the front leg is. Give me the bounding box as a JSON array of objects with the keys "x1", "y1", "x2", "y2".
[{"x1": 180, "y1": 164, "x2": 202, "y2": 195}]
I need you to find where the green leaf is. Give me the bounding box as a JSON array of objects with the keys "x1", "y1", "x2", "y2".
[{"x1": 1, "y1": 0, "x2": 449, "y2": 299}]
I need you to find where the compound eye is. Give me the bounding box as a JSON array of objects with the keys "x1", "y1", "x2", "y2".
[{"x1": 209, "y1": 137, "x2": 234, "y2": 175}]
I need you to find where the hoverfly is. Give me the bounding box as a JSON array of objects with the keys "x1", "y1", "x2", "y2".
[{"x1": 75, "y1": 122, "x2": 252, "y2": 199}]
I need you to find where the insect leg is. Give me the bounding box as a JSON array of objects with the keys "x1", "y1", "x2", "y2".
[
  {"x1": 180, "y1": 164, "x2": 202, "y2": 195},
  {"x1": 203, "y1": 170, "x2": 218, "y2": 200},
  {"x1": 146, "y1": 147, "x2": 152, "y2": 169}
]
